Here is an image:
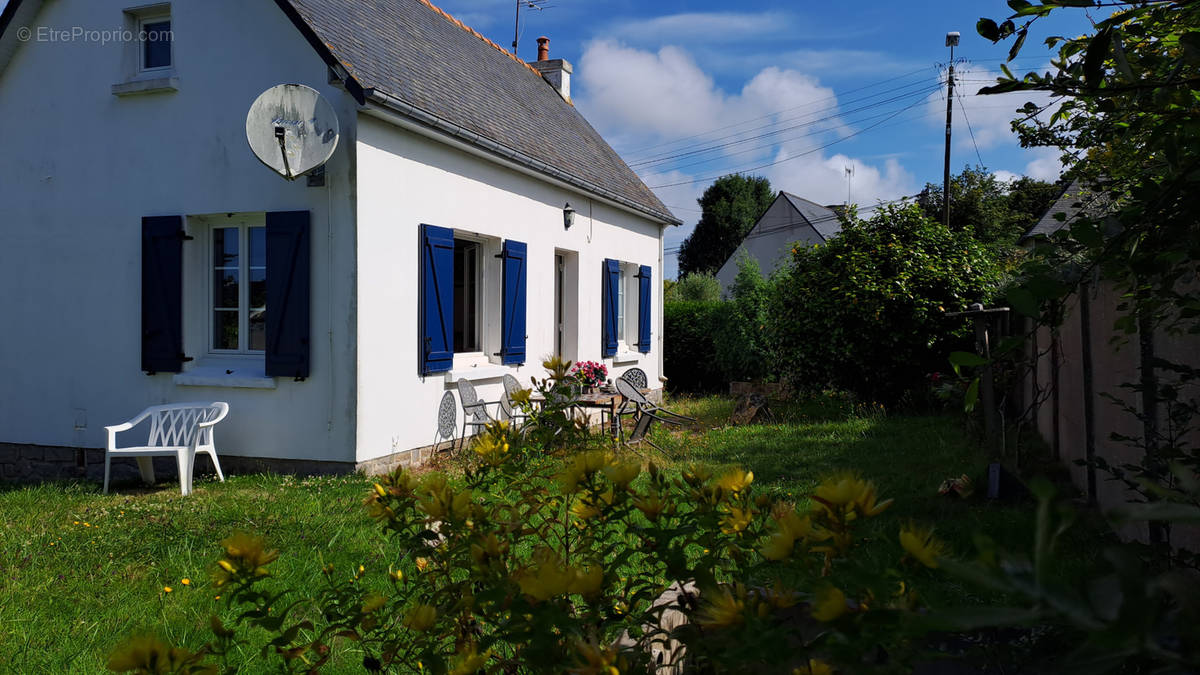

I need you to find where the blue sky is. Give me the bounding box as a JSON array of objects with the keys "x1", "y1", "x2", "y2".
[
  {"x1": 430, "y1": 0, "x2": 1091, "y2": 276},
  {"x1": 0, "y1": 0, "x2": 1090, "y2": 277}
]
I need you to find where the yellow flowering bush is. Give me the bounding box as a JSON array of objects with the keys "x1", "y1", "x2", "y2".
[{"x1": 110, "y1": 366, "x2": 940, "y2": 673}]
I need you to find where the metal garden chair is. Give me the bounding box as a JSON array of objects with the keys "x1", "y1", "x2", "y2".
[
  {"x1": 433, "y1": 391, "x2": 457, "y2": 453},
  {"x1": 610, "y1": 367, "x2": 649, "y2": 432},
  {"x1": 456, "y1": 379, "x2": 499, "y2": 450},
  {"x1": 614, "y1": 378, "x2": 696, "y2": 452},
  {"x1": 500, "y1": 374, "x2": 530, "y2": 427}
]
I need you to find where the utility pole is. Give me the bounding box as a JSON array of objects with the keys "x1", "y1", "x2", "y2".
[
  {"x1": 844, "y1": 165, "x2": 854, "y2": 206},
  {"x1": 512, "y1": 0, "x2": 521, "y2": 53},
  {"x1": 943, "y1": 31, "x2": 959, "y2": 229}
]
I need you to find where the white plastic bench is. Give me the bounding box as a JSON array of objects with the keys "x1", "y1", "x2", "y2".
[{"x1": 104, "y1": 402, "x2": 229, "y2": 496}]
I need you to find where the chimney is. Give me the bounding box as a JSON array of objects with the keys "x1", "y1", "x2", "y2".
[{"x1": 528, "y1": 36, "x2": 573, "y2": 102}]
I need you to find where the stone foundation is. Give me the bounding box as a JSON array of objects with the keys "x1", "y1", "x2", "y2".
[{"x1": 0, "y1": 441, "x2": 446, "y2": 487}]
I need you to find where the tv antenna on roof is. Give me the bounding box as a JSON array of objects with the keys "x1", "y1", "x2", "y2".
[
  {"x1": 245, "y1": 84, "x2": 339, "y2": 180},
  {"x1": 512, "y1": 0, "x2": 553, "y2": 55}
]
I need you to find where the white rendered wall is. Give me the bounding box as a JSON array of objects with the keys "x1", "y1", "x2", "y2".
[
  {"x1": 354, "y1": 113, "x2": 664, "y2": 463},
  {"x1": 0, "y1": 0, "x2": 359, "y2": 462}
]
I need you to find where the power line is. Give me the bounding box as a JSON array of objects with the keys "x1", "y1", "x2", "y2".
[
  {"x1": 630, "y1": 82, "x2": 941, "y2": 171},
  {"x1": 648, "y1": 91, "x2": 937, "y2": 189},
  {"x1": 956, "y1": 91, "x2": 986, "y2": 167},
  {"x1": 623, "y1": 64, "x2": 940, "y2": 161},
  {"x1": 628, "y1": 78, "x2": 940, "y2": 167}
]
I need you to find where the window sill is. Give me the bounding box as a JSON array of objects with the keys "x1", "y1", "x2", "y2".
[
  {"x1": 173, "y1": 360, "x2": 276, "y2": 389},
  {"x1": 443, "y1": 363, "x2": 513, "y2": 384},
  {"x1": 112, "y1": 74, "x2": 179, "y2": 96},
  {"x1": 611, "y1": 351, "x2": 641, "y2": 365}
]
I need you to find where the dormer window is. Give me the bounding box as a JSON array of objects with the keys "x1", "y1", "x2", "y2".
[{"x1": 140, "y1": 16, "x2": 172, "y2": 71}]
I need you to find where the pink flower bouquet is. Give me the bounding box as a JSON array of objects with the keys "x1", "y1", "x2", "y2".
[{"x1": 569, "y1": 360, "x2": 608, "y2": 389}]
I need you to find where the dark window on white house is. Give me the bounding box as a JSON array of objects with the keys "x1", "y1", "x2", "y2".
[
  {"x1": 211, "y1": 225, "x2": 266, "y2": 353},
  {"x1": 453, "y1": 239, "x2": 481, "y2": 353},
  {"x1": 141, "y1": 18, "x2": 172, "y2": 70}
]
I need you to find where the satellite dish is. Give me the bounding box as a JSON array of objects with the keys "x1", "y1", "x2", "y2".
[{"x1": 246, "y1": 84, "x2": 339, "y2": 180}]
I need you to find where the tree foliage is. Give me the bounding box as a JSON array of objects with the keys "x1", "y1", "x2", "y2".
[
  {"x1": 664, "y1": 272, "x2": 721, "y2": 303},
  {"x1": 976, "y1": 0, "x2": 1200, "y2": 502},
  {"x1": 677, "y1": 174, "x2": 774, "y2": 277},
  {"x1": 771, "y1": 204, "x2": 1003, "y2": 403},
  {"x1": 714, "y1": 256, "x2": 774, "y2": 383},
  {"x1": 916, "y1": 165, "x2": 1060, "y2": 249}
]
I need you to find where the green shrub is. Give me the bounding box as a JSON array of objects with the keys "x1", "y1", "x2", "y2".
[
  {"x1": 770, "y1": 203, "x2": 1002, "y2": 404},
  {"x1": 666, "y1": 272, "x2": 721, "y2": 303},
  {"x1": 714, "y1": 256, "x2": 774, "y2": 383},
  {"x1": 663, "y1": 300, "x2": 728, "y2": 392}
]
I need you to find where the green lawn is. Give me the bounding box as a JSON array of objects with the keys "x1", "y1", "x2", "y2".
[{"x1": 0, "y1": 395, "x2": 1107, "y2": 672}]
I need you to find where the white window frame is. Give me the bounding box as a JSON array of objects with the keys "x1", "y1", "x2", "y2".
[
  {"x1": 208, "y1": 220, "x2": 266, "y2": 356},
  {"x1": 137, "y1": 12, "x2": 173, "y2": 73}
]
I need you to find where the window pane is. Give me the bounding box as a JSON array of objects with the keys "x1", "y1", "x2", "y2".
[
  {"x1": 213, "y1": 271, "x2": 238, "y2": 308},
  {"x1": 616, "y1": 265, "x2": 626, "y2": 341},
  {"x1": 249, "y1": 268, "x2": 266, "y2": 310},
  {"x1": 249, "y1": 227, "x2": 266, "y2": 268},
  {"x1": 249, "y1": 310, "x2": 266, "y2": 352},
  {"x1": 453, "y1": 240, "x2": 479, "y2": 353},
  {"x1": 213, "y1": 227, "x2": 238, "y2": 268},
  {"x1": 213, "y1": 310, "x2": 238, "y2": 350},
  {"x1": 143, "y1": 20, "x2": 171, "y2": 69}
]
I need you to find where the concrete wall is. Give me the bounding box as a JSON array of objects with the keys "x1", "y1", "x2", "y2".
[
  {"x1": 715, "y1": 198, "x2": 820, "y2": 290},
  {"x1": 353, "y1": 112, "x2": 664, "y2": 463},
  {"x1": 0, "y1": 0, "x2": 359, "y2": 462},
  {"x1": 1025, "y1": 280, "x2": 1200, "y2": 548}
]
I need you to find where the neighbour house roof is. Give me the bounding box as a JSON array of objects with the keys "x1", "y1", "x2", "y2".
[
  {"x1": 779, "y1": 192, "x2": 842, "y2": 242},
  {"x1": 0, "y1": 0, "x2": 679, "y2": 226},
  {"x1": 1023, "y1": 180, "x2": 1111, "y2": 241}
]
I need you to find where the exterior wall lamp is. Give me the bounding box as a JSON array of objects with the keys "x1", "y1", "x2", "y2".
[{"x1": 563, "y1": 202, "x2": 576, "y2": 230}]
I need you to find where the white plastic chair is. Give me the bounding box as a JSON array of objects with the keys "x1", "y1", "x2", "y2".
[{"x1": 104, "y1": 402, "x2": 229, "y2": 496}]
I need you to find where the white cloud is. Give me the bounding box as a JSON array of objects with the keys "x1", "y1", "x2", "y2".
[
  {"x1": 576, "y1": 40, "x2": 926, "y2": 276},
  {"x1": 603, "y1": 11, "x2": 797, "y2": 45},
  {"x1": 1022, "y1": 147, "x2": 1066, "y2": 181}
]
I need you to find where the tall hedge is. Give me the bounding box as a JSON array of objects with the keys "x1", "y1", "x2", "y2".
[
  {"x1": 663, "y1": 300, "x2": 729, "y2": 392},
  {"x1": 770, "y1": 203, "x2": 1001, "y2": 403}
]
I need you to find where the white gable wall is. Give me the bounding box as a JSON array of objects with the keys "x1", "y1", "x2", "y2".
[
  {"x1": 0, "y1": 0, "x2": 359, "y2": 462},
  {"x1": 354, "y1": 113, "x2": 664, "y2": 463},
  {"x1": 715, "y1": 197, "x2": 822, "y2": 290}
]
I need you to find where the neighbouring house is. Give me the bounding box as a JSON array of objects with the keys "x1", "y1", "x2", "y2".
[
  {"x1": 1020, "y1": 181, "x2": 1199, "y2": 546},
  {"x1": 0, "y1": 0, "x2": 679, "y2": 480},
  {"x1": 714, "y1": 191, "x2": 841, "y2": 290}
]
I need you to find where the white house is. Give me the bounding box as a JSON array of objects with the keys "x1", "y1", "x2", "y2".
[
  {"x1": 0, "y1": 0, "x2": 679, "y2": 479},
  {"x1": 714, "y1": 192, "x2": 841, "y2": 290}
]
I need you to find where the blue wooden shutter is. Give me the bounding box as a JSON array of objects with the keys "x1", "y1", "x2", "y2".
[
  {"x1": 420, "y1": 224, "x2": 455, "y2": 375},
  {"x1": 601, "y1": 258, "x2": 619, "y2": 357},
  {"x1": 637, "y1": 264, "x2": 652, "y2": 353},
  {"x1": 265, "y1": 211, "x2": 311, "y2": 378},
  {"x1": 141, "y1": 215, "x2": 185, "y2": 373},
  {"x1": 500, "y1": 239, "x2": 527, "y2": 365}
]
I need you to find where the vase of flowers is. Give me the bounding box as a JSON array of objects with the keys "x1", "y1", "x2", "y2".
[{"x1": 570, "y1": 360, "x2": 608, "y2": 393}]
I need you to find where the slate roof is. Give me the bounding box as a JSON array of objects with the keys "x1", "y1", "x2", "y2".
[
  {"x1": 1023, "y1": 180, "x2": 1109, "y2": 241},
  {"x1": 276, "y1": 0, "x2": 678, "y2": 225},
  {"x1": 780, "y1": 192, "x2": 842, "y2": 241}
]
